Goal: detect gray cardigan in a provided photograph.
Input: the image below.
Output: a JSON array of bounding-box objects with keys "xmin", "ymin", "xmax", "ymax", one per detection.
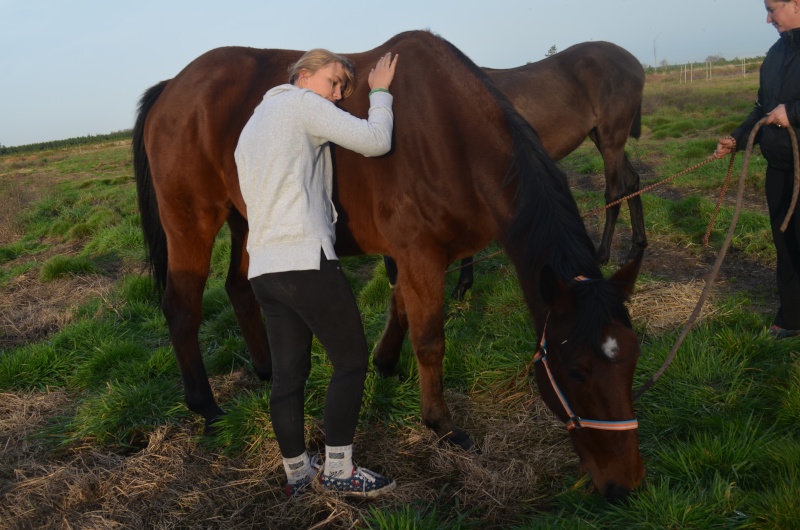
[{"xmin": 235, "ymin": 84, "xmax": 394, "ymax": 277}]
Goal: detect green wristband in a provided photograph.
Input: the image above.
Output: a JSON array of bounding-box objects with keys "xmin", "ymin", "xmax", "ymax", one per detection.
[{"xmin": 369, "ymin": 88, "xmax": 390, "ymax": 96}]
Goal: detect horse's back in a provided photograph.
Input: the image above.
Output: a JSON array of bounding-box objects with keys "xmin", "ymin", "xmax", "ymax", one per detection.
[
  {"xmin": 333, "ymin": 31, "xmax": 514, "ymax": 258},
  {"xmin": 143, "ymin": 47, "xmax": 303, "ymax": 215},
  {"xmin": 140, "ymin": 31, "xmax": 514, "ymax": 260},
  {"xmin": 485, "ymin": 41, "xmax": 644, "ymax": 159}
]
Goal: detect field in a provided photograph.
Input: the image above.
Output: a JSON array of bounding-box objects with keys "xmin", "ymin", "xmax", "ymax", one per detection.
[{"xmin": 1, "ymin": 71, "xmax": 799, "ymax": 529}]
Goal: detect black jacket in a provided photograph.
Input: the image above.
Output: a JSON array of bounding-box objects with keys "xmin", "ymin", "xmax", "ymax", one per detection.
[{"xmin": 733, "ymin": 28, "xmax": 800, "ymax": 170}]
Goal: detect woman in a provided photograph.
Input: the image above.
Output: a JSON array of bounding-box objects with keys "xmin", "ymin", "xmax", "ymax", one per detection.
[
  {"xmin": 234, "ymin": 48, "xmax": 399, "ymax": 497},
  {"xmin": 715, "ymin": 0, "xmax": 800, "ymax": 338}
]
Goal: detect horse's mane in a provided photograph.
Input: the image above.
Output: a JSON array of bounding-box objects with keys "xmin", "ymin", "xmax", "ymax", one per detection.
[{"xmin": 409, "ymin": 31, "xmax": 632, "ymax": 357}]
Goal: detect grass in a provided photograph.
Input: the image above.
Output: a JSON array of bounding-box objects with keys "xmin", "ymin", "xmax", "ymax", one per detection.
[{"xmin": 1, "ymin": 73, "xmax": 799, "ymax": 528}]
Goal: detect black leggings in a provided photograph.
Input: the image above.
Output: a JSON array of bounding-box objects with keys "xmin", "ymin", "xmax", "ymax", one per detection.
[
  {"xmin": 766, "ymin": 164, "xmax": 800, "ymax": 329},
  {"xmin": 250, "ymin": 253, "xmax": 369, "ymax": 458}
]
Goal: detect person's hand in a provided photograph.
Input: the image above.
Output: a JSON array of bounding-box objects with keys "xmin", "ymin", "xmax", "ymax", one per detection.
[
  {"xmin": 714, "ymin": 136, "xmax": 736, "ymax": 159},
  {"xmin": 368, "ymin": 53, "xmax": 399, "ymax": 91},
  {"xmin": 766, "ymin": 104, "xmax": 789, "ymax": 128}
]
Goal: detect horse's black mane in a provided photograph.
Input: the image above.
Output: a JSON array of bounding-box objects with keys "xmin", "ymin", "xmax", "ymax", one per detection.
[{"xmin": 418, "ymin": 31, "xmax": 632, "ymax": 356}]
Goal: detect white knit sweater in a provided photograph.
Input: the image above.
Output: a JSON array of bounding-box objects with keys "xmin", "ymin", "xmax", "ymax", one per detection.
[{"xmin": 235, "ymin": 84, "xmax": 393, "ymax": 278}]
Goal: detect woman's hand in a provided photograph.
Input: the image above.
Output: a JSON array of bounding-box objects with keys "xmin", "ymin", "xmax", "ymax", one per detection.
[
  {"xmin": 766, "ymin": 104, "xmax": 789, "ymax": 128},
  {"xmin": 368, "ymin": 53, "xmax": 399, "ymax": 91},
  {"xmin": 714, "ymin": 136, "xmax": 736, "ymax": 159}
]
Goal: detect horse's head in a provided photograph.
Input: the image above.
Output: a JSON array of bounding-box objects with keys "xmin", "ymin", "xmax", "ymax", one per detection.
[{"xmin": 535, "ymin": 251, "xmax": 645, "ymax": 501}]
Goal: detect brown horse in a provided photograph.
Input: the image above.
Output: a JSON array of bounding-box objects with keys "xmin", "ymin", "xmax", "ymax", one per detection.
[
  {"xmin": 386, "ymin": 41, "xmax": 646, "ymax": 299},
  {"xmin": 132, "ymin": 30, "xmax": 645, "ymax": 500}
]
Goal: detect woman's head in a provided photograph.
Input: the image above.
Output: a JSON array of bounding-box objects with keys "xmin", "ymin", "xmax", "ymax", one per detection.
[
  {"xmin": 289, "ymin": 48, "xmax": 356, "ymax": 102},
  {"xmin": 766, "ymin": 0, "xmax": 800, "ymax": 33}
]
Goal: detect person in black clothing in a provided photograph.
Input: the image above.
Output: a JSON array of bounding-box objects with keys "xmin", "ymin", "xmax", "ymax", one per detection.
[{"xmin": 715, "ymin": 0, "xmax": 800, "ymax": 338}]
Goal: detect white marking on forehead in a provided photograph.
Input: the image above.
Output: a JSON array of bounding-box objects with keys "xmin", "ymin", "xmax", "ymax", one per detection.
[{"xmin": 602, "ymin": 336, "xmax": 619, "ymax": 359}]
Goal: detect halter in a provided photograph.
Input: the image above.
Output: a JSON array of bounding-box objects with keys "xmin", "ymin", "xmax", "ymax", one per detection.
[{"xmin": 534, "ymin": 313, "xmax": 639, "ymax": 432}]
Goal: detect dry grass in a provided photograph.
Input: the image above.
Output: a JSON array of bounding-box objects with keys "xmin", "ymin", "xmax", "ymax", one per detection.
[
  {"xmin": 0, "ymin": 246, "xmax": 117, "ymax": 350},
  {"xmin": 628, "ymin": 279, "xmax": 728, "ymax": 335},
  {"xmin": 0, "ymin": 233, "xmax": 737, "ymax": 528},
  {"xmin": 0, "ymin": 385, "xmax": 573, "ymax": 529}
]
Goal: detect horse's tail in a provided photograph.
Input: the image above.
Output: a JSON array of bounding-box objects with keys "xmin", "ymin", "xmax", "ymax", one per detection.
[
  {"xmin": 629, "ymin": 103, "xmax": 642, "ymax": 140},
  {"xmin": 132, "ymin": 80, "xmax": 170, "ymax": 293}
]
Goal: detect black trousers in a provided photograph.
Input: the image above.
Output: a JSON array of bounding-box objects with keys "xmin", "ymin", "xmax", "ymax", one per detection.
[
  {"xmin": 250, "ymin": 252, "xmax": 368, "ymax": 458},
  {"xmin": 766, "ymin": 164, "xmax": 800, "ymax": 329}
]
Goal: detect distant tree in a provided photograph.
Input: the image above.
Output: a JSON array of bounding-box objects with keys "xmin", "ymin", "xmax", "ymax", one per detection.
[
  {"xmin": 659, "ymin": 59, "xmax": 670, "ymax": 68},
  {"xmin": 705, "ymin": 54, "xmax": 725, "ymax": 63},
  {"xmin": 545, "ymin": 45, "xmax": 557, "ymax": 57}
]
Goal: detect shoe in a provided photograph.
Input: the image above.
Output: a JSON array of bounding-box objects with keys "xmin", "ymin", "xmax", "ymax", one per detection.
[
  {"xmin": 319, "ymin": 466, "xmax": 396, "ymax": 498},
  {"xmin": 284, "ymin": 453, "xmax": 321, "ymax": 498},
  {"xmin": 768, "ymin": 324, "xmax": 800, "ymax": 339}
]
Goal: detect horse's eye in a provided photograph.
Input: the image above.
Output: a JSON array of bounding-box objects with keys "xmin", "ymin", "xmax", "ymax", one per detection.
[{"xmin": 566, "ymin": 368, "xmax": 586, "ymax": 383}]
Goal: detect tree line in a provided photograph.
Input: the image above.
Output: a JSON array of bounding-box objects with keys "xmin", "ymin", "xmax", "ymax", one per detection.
[{"xmin": 0, "ymin": 130, "xmax": 133, "ymax": 156}]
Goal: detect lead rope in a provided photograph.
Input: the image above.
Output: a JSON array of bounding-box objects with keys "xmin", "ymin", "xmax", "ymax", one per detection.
[
  {"xmin": 445, "ymin": 146, "xmax": 742, "ymax": 275},
  {"xmin": 633, "ymin": 116, "xmax": 799, "ymax": 400}
]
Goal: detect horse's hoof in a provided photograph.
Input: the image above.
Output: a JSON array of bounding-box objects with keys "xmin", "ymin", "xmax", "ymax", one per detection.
[
  {"xmin": 441, "ymin": 430, "xmax": 481, "ymax": 453},
  {"xmin": 450, "ymin": 285, "xmax": 469, "ymax": 301},
  {"xmin": 596, "ymin": 247, "xmax": 610, "ymax": 265},
  {"xmin": 625, "ymin": 244, "xmax": 648, "ymax": 264},
  {"xmin": 202, "ymin": 411, "xmax": 226, "ymax": 437},
  {"xmin": 255, "ymin": 370, "xmax": 273, "ymax": 382},
  {"xmin": 372, "ymin": 357, "xmax": 399, "ymax": 378}
]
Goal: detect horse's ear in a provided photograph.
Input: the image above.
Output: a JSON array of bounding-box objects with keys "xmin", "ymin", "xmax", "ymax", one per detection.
[
  {"xmin": 540, "ymin": 264, "xmax": 573, "ymax": 315},
  {"xmin": 611, "ymin": 247, "xmax": 644, "ymax": 299}
]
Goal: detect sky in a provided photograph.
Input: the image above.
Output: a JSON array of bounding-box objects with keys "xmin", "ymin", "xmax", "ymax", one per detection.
[{"xmin": 0, "ymin": 0, "xmax": 780, "ymax": 147}]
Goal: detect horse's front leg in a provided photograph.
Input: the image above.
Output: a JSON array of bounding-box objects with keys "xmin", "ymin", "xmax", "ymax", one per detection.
[
  {"xmin": 597, "ymin": 146, "xmax": 627, "ymax": 264},
  {"xmin": 401, "ymin": 259, "xmax": 474, "ymax": 451},
  {"xmin": 226, "ymin": 210, "xmax": 272, "ymax": 381}
]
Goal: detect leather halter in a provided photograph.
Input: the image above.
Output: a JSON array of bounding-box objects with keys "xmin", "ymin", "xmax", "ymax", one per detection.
[{"xmin": 534, "ymin": 315, "xmax": 639, "ymax": 432}]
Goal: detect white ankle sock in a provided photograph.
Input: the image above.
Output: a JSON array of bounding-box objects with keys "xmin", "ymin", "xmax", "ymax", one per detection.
[
  {"xmin": 324, "ymin": 444, "xmax": 354, "ymax": 479},
  {"xmin": 283, "ymin": 451, "xmax": 313, "ymax": 485}
]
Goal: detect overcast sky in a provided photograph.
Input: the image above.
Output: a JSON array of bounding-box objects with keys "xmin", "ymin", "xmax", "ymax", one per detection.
[{"xmin": 0, "ymin": 0, "xmax": 778, "ymax": 147}]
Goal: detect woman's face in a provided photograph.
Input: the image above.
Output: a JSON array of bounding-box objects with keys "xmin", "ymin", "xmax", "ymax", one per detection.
[
  {"xmin": 300, "ymin": 62, "xmax": 345, "ymax": 103},
  {"xmin": 766, "ymin": 0, "xmax": 800, "ymax": 33}
]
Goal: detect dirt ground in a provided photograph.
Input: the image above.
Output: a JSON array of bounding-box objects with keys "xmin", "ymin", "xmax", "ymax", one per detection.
[{"xmin": 570, "ymin": 165, "xmax": 778, "ymax": 317}]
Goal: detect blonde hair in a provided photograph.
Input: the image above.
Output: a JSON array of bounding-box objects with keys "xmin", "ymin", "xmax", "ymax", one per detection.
[{"xmin": 288, "ymin": 48, "xmax": 356, "ymax": 98}]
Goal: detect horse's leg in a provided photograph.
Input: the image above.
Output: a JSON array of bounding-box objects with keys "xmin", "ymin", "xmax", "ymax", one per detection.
[
  {"xmin": 372, "ymin": 281, "xmax": 408, "ymax": 377},
  {"xmin": 401, "ymin": 255, "xmax": 474, "ymax": 450},
  {"xmin": 593, "ymin": 133, "xmax": 624, "ymax": 264},
  {"xmin": 226, "ymin": 208, "xmax": 272, "ymax": 381},
  {"xmin": 383, "ymin": 255, "xmax": 398, "ymax": 285},
  {"xmin": 160, "ymin": 206, "xmax": 227, "ymax": 434},
  {"xmin": 622, "ymin": 153, "xmax": 648, "ymax": 262},
  {"xmin": 450, "ymin": 257, "xmax": 474, "ymax": 301}
]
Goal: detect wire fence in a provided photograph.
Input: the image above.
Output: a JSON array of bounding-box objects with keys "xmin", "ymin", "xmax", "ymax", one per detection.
[{"xmin": 646, "ymin": 58, "xmax": 764, "ymax": 84}]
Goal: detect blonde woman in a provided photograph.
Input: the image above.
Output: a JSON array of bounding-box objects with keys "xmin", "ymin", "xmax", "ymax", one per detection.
[{"xmin": 235, "ymin": 48, "xmax": 399, "ymax": 497}]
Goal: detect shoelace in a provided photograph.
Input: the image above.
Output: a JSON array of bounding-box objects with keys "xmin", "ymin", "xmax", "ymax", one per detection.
[{"xmin": 354, "ymin": 467, "xmax": 379, "ymax": 483}]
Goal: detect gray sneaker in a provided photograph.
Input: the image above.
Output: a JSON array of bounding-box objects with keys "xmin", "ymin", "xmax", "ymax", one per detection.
[{"xmin": 319, "ymin": 466, "xmax": 396, "ymax": 498}]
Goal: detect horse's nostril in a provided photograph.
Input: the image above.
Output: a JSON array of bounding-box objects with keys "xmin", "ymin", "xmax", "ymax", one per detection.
[{"xmin": 603, "ymin": 482, "xmax": 632, "ymax": 503}]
